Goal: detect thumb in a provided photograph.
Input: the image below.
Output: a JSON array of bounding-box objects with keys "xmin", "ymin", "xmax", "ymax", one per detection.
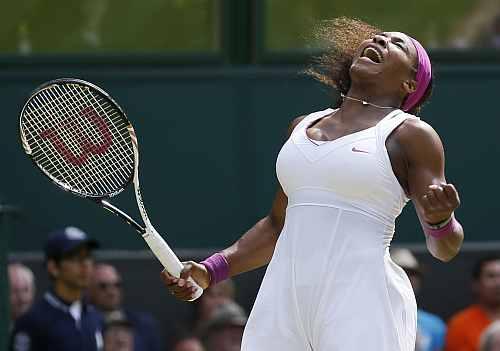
[{"xmin": 180, "ymin": 261, "xmax": 195, "ymax": 280}]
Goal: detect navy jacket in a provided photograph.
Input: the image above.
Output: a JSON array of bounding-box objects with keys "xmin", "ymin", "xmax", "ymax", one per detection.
[
  {"xmin": 10, "ymin": 292, "xmax": 103, "ymax": 351},
  {"xmin": 124, "ymin": 309, "xmax": 161, "ymax": 351}
]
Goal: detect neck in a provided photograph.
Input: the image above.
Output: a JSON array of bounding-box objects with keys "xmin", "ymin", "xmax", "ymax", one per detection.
[
  {"xmin": 53, "ymin": 281, "xmax": 82, "ymax": 303},
  {"xmin": 479, "ymin": 300, "xmax": 500, "ymax": 319},
  {"xmin": 336, "ymin": 89, "xmax": 398, "ymax": 126},
  {"xmin": 346, "ymin": 84, "xmax": 402, "ymax": 110}
]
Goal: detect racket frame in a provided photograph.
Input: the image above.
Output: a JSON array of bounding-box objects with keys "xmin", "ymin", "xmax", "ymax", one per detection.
[
  {"xmin": 19, "ymin": 78, "xmax": 203, "ymax": 300},
  {"xmin": 20, "ymin": 78, "xmax": 133, "ymax": 199}
]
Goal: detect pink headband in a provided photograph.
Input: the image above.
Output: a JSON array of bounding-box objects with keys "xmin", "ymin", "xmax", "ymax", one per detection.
[{"xmin": 402, "ymin": 36, "xmax": 432, "ymax": 112}]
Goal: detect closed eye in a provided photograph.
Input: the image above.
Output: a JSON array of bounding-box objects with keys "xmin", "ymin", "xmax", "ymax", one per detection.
[{"xmin": 392, "ymin": 40, "xmax": 408, "ymax": 53}]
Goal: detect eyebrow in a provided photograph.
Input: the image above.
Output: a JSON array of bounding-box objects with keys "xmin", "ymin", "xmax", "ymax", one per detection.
[
  {"xmin": 393, "ymin": 37, "xmax": 410, "ymax": 54},
  {"xmin": 379, "ymin": 32, "xmax": 410, "ymax": 54}
]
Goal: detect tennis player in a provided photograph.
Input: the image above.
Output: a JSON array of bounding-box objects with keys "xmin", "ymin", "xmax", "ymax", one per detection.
[{"xmin": 162, "ymin": 18, "xmax": 464, "ymax": 350}]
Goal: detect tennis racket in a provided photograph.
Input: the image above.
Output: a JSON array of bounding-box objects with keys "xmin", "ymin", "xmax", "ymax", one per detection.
[{"xmin": 19, "ymin": 78, "xmax": 203, "ymax": 301}]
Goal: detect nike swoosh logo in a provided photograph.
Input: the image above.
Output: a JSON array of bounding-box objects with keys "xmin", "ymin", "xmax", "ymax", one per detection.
[{"xmin": 352, "ymin": 147, "xmax": 370, "ymax": 154}]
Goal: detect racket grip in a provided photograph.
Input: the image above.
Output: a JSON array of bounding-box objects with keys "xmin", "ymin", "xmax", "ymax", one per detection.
[{"xmin": 142, "ymin": 228, "xmax": 203, "ymax": 301}]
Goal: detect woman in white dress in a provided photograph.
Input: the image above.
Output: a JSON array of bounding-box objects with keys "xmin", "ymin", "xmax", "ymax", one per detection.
[{"xmin": 162, "ymin": 18, "xmax": 464, "ymax": 351}]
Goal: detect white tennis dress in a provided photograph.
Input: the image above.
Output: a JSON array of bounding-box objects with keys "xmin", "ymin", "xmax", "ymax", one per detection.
[{"xmin": 241, "ymin": 108, "xmax": 418, "ymax": 351}]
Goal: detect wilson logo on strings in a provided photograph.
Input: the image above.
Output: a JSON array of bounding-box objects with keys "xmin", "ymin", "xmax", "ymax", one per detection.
[{"xmin": 40, "ymin": 107, "xmax": 113, "ymax": 166}]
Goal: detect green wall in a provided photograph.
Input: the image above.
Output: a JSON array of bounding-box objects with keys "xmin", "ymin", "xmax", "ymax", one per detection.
[{"xmin": 1, "ymin": 60, "xmax": 497, "ymax": 252}]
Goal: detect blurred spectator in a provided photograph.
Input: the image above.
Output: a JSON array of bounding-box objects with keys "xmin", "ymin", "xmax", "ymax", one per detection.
[
  {"xmin": 171, "ymin": 334, "xmax": 205, "ymax": 351},
  {"xmin": 88, "ymin": 263, "xmax": 161, "ymax": 351},
  {"xmin": 199, "ymin": 301, "xmax": 247, "ymax": 351},
  {"xmin": 8, "ymin": 263, "xmax": 35, "ymax": 329},
  {"xmin": 445, "ymin": 255, "xmax": 500, "ymax": 351},
  {"xmin": 103, "ymin": 311, "xmax": 135, "ymax": 351},
  {"xmin": 480, "ymin": 321, "xmax": 500, "ymax": 351},
  {"xmin": 391, "ymin": 248, "xmax": 446, "ymax": 351},
  {"xmin": 192, "ymin": 278, "xmax": 236, "ymax": 332},
  {"xmin": 9, "ymin": 226, "xmax": 103, "ymax": 351},
  {"xmin": 488, "ymin": 15, "xmax": 500, "ymax": 48}
]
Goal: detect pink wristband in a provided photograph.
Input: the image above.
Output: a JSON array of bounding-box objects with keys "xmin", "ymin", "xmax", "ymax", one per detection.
[
  {"xmin": 424, "ymin": 215, "xmax": 461, "ymax": 239},
  {"xmin": 201, "ymin": 253, "xmax": 229, "ymax": 286}
]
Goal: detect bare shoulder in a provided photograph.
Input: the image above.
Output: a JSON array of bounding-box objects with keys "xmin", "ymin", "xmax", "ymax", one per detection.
[
  {"xmin": 396, "ymin": 117, "xmax": 438, "ymax": 139},
  {"xmin": 287, "ymin": 115, "xmax": 307, "ymax": 137},
  {"xmin": 393, "ymin": 117, "xmax": 444, "ymax": 154}
]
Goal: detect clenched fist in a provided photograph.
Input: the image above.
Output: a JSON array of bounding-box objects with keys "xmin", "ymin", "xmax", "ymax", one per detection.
[
  {"xmin": 420, "ymin": 183, "xmax": 460, "ymax": 225},
  {"xmin": 161, "ymin": 261, "xmax": 211, "ymax": 301}
]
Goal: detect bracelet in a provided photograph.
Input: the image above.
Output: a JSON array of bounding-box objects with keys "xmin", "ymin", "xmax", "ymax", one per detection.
[
  {"xmin": 201, "ymin": 253, "xmax": 229, "ymax": 286},
  {"xmin": 424, "ymin": 214, "xmax": 461, "ymax": 239},
  {"xmin": 426, "ymin": 215, "xmax": 454, "ymax": 230}
]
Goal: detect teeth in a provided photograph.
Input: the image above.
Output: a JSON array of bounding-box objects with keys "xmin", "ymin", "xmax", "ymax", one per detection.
[{"xmin": 363, "ymin": 47, "xmax": 382, "ymax": 63}]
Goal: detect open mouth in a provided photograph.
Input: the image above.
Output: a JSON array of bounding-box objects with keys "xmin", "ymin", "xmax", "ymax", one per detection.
[{"xmin": 361, "ymin": 46, "xmax": 383, "ymax": 63}]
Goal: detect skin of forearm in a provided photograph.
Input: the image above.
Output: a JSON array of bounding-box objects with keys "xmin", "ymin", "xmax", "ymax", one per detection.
[
  {"xmin": 221, "ymin": 216, "xmax": 281, "ymax": 277},
  {"xmin": 425, "ymin": 221, "xmax": 464, "ymax": 262}
]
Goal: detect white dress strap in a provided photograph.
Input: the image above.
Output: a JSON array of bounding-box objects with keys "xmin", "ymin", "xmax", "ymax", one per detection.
[
  {"xmin": 375, "ymin": 111, "xmax": 420, "ymax": 203},
  {"xmin": 295, "ymin": 108, "xmax": 335, "ymax": 131},
  {"xmin": 377, "ymin": 111, "xmax": 420, "ymax": 142}
]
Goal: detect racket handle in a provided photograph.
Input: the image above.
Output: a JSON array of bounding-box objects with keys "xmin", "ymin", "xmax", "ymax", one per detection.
[{"xmin": 142, "ymin": 228, "xmax": 203, "ymax": 301}]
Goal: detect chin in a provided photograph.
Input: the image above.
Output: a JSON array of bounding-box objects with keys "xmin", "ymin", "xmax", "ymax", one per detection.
[{"xmin": 349, "ymin": 60, "xmax": 381, "ymax": 82}]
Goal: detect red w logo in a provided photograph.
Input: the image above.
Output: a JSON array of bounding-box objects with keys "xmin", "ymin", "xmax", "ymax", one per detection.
[{"xmin": 40, "ymin": 107, "xmax": 113, "ymax": 166}]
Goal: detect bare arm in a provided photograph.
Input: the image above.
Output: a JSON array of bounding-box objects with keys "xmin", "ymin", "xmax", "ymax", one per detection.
[
  {"xmin": 161, "ymin": 116, "xmax": 305, "ymax": 299},
  {"xmin": 395, "ymin": 118, "xmax": 464, "ymax": 261},
  {"xmin": 222, "ymin": 115, "xmax": 305, "ymax": 275},
  {"xmin": 222, "ymin": 184, "xmax": 287, "ymax": 276}
]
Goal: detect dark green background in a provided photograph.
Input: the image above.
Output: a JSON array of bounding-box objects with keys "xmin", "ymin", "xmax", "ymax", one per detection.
[
  {"xmin": 1, "ymin": 2, "xmax": 498, "ymax": 351},
  {"xmin": 1, "ymin": 59, "xmax": 496, "ymax": 252}
]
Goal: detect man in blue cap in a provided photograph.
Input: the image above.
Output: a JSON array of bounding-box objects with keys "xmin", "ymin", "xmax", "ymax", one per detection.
[{"xmin": 10, "ymin": 226, "xmax": 104, "ymax": 351}]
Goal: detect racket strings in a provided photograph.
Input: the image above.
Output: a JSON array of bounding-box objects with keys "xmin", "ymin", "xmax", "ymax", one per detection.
[
  {"xmin": 27, "ymin": 88, "xmax": 110, "ymax": 194},
  {"xmin": 38, "ymin": 89, "xmax": 100, "ymax": 190},
  {"xmin": 24, "ymin": 93, "xmax": 86, "ymax": 190},
  {"xmin": 24, "ymin": 95, "xmax": 105, "ymax": 195},
  {"xmin": 61, "ymin": 84, "xmax": 134, "ymax": 193},
  {"xmin": 77, "ymin": 86, "xmax": 135, "ymax": 184},
  {"xmin": 40, "ymin": 85, "xmax": 132, "ymax": 195},
  {"xmin": 44, "ymin": 87, "xmax": 116, "ymax": 194},
  {"xmin": 21, "ymin": 82, "xmax": 135, "ymax": 197},
  {"xmin": 61, "ymin": 85, "xmax": 133, "ymax": 192}
]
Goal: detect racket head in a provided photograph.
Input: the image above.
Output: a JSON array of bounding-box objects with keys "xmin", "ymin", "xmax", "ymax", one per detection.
[{"xmin": 19, "ymin": 78, "xmax": 137, "ymax": 199}]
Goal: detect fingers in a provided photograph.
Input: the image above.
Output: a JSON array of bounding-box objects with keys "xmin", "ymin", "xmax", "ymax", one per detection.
[
  {"xmin": 169, "ymin": 278, "xmax": 198, "ymax": 300},
  {"xmin": 442, "ymin": 183, "xmax": 460, "ymax": 207},
  {"xmin": 424, "ymin": 184, "xmax": 460, "ymax": 209},
  {"xmin": 160, "ymin": 269, "xmax": 176, "ymax": 285},
  {"xmin": 180, "ymin": 263, "xmax": 193, "ymax": 280},
  {"xmin": 428, "ymin": 184, "xmax": 453, "ymax": 208},
  {"xmin": 420, "ymin": 183, "xmax": 460, "ymax": 224},
  {"xmin": 160, "ymin": 262, "xmax": 198, "ymax": 301}
]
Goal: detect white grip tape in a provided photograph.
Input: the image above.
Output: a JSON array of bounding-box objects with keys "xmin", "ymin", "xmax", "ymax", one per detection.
[{"xmin": 142, "ymin": 228, "xmax": 203, "ymax": 301}]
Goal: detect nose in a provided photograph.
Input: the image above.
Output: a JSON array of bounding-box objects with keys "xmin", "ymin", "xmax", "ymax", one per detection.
[{"xmin": 373, "ymin": 34, "xmax": 388, "ymax": 48}]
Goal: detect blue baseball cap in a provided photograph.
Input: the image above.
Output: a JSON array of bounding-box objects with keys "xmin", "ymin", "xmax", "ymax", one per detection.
[{"xmin": 44, "ymin": 226, "xmax": 99, "ymax": 259}]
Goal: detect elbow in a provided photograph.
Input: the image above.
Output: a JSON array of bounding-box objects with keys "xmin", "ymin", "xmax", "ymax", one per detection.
[
  {"xmin": 266, "ymin": 214, "xmax": 285, "ymax": 238},
  {"xmin": 433, "ymin": 249, "xmax": 459, "ymax": 262},
  {"xmin": 428, "ymin": 235, "xmax": 463, "ymax": 262},
  {"xmin": 428, "ymin": 243, "xmax": 460, "ymax": 262}
]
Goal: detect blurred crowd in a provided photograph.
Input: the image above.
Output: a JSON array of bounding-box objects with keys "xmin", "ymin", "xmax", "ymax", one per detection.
[
  {"xmin": 7, "ymin": 226, "xmax": 500, "ymax": 351},
  {"xmin": 7, "ymin": 227, "xmax": 246, "ymax": 351}
]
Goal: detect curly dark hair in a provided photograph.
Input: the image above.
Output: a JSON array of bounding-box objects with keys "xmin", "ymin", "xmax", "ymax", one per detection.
[{"xmin": 306, "ymin": 17, "xmax": 433, "ymax": 115}]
